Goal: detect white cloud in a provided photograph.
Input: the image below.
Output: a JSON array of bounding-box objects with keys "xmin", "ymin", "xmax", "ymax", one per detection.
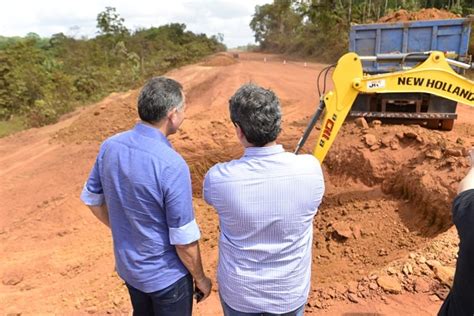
[{"xmin": 0, "ymin": 0, "xmax": 271, "ymax": 47}]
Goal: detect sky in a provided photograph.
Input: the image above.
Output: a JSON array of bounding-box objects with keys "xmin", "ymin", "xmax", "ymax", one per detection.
[{"xmin": 0, "ymin": 0, "xmax": 272, "ymax": 48}]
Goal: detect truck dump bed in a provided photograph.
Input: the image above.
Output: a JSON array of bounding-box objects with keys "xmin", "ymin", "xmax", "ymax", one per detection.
[
  {"xmin": 348, "ymin": 17, "xmax": 472, "ymax": 130},
  {"xmin": 349, "ymin": 18, "xmax": 472, "ymax": 73}
]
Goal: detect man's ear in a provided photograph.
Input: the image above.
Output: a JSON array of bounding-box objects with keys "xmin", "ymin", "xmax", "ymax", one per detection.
[
  {"xmin": 235, "ymin": 124, "xmax": 245, "ymax": 142},
  {"xmin": 167, "ymin": 107, "xmax": 178, "ymax": 123}
]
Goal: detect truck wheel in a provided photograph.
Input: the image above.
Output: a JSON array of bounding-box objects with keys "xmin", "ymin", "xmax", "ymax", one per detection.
[{"xmin": 440, "ymin": 119, "xmax": 454, "ymax": 131}]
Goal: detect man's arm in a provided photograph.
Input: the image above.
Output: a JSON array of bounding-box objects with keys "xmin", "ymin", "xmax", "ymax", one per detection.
[
  {"xmin": 458, "ymin": 149, "xmax": 474, "ymax": 194},
  {"xmin": 87, "ymin": 205, "xmax": 110, "ymax": 228},
  {"xmin": 175, "ymin": 241, "xmax": 212, "ymax": 302},
  {"xmin": 164, "ymin": 161, "xmax": 212, "ymax": 301}
]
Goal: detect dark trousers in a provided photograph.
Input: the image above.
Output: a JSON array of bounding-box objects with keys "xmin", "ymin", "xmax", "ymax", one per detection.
[{"xmin": 126, "ymin": 274, "xmax": 193, "ymax": 316}]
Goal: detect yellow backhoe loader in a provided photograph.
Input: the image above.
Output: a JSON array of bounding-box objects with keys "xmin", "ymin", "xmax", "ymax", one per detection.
[{"xmin": 295, "ymin": 51, "xmax": 474, "ymax": 162}]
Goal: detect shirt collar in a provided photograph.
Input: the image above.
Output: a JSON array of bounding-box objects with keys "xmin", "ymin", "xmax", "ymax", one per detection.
[
  {"xmin": 244, "ymin": 144, "xmax": 284, "ymax": 157},
  {"xmin": 133, "ymin": 122, "xmax": 172, "ymax": 147}
]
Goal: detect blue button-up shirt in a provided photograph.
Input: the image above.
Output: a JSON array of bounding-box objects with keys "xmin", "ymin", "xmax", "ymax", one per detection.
[
  {"xmin": 204, "ymin": 145, "xmax": 324, "ymax": 314},
  {"xmin": 81, "ymin": 122, "xmax": 200, "ymax": 293}
]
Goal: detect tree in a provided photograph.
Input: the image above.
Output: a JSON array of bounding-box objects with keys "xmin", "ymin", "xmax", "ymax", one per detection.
[
  {"xmin": 96, "ymin": 7, "xmax": 129, "ymax": 37},
  {"xmin": 250, "ymin": 1, "xmax": 302, "ymax": 51}
]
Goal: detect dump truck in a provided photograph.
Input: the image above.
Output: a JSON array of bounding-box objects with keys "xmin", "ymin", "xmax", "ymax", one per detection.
[{"xmin": 348, "ymin": 17, "xmax": 472, "ymax": 130}]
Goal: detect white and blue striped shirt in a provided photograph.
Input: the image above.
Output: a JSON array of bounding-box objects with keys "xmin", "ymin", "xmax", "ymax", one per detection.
[{"xmin": 203, "ymin": 144, "xmax": 325, "ymax": 314}]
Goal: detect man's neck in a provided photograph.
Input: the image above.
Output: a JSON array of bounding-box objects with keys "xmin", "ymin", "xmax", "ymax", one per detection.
[
  {"xmin": 244, "ymin": 141, "xmax": 277, "ymax": 148},
  {"xmin": 263, "ymin": 141, "xmax": 277, "ymax": 147},
  {"xmin": 142, "ymin": 120, "xmax": 168, "ymax": 137}
]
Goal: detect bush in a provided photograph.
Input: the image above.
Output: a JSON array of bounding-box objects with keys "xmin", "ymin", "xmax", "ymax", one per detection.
[{"xmin": 27, "ymin": 100, "xmax": 58, "ymax": 127}]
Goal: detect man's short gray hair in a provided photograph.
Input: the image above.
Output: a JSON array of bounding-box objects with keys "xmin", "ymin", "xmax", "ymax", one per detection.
[
  {"xmin": 138, "ymin": 77, "xmax": 183, "ymax": 123},
  {"xmin": 229, "ymin": 83, "xmax": 281, "ymax": 147}
]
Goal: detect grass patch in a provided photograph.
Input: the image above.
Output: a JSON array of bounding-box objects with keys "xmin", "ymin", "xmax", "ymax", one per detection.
[{"xmin": 0, "ymin": 116, "xmax": 26, "ymax": 138}]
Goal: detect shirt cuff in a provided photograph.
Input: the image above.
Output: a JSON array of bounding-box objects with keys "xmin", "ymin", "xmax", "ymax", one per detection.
[
  {"xmin": 169, "ymin": 219, "xmax": 201, "ymax": 245},
  {"xmin": 80, "ymin": 183, "xmax": 105, "ymax": 206}
]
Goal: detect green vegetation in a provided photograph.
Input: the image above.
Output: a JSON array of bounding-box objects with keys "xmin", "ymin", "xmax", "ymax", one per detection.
[
  {"xmin": 0, "ymin": 116, "xmax": 25, "ymax": 138},
  {"xmin": 0, "ymin": 7, "xmax": 225, "ymax": 134},
  {"xmin": 250, "ymin": 0, "xmax": 474, "ymax": 62}
]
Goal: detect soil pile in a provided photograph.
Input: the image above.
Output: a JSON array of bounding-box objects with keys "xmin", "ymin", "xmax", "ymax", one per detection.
[
  {"xmin": 55, "ymin": 91, "xmax": 139, "ymax": 144},
  {"xmin": 378, "ymin": 8, "xmax": 461, "ymax": 23},
  {"xmin": 201, "ymin": 52, "xmax": 238, "ymax": 67}
]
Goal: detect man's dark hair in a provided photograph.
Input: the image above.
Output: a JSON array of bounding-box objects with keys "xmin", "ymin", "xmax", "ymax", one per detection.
[
  {"xmin": 229, "ymin": 83, "xmax": 281, "ymax": 147},
  {"xmin": 138, "ymin": 77, "xmax": 183, "ymax": 123}
]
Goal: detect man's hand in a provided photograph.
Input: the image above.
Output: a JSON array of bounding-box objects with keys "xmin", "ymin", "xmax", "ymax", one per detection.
[
  {"xmin": 175, "ymin": 241, "xmax": 211, "ymax": 302},
  {"xmin": 194, "ymin": 276, "xmax": 212, "ymax": 303}
]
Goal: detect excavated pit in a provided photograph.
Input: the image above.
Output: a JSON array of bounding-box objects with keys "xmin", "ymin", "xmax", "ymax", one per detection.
[{"xmin": 312, "ymin": 187, "xmax": 431, "ymax": 285}]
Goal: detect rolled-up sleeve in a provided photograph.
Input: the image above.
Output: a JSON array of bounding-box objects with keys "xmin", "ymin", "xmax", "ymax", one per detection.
[
  {"xmin": 80, "ymin": 182, "xmax": 105, "ymax": 205},
  {"xmin": 80, "ymin": 145, "xmax": 105, "ymax": 206},
  {"xmin": 163, "ymin": 160, "xmax": 200, "ymax": 245},
  {"xmin": 169, "ymin": 218, "xmax": 200, "ymax": 245}
]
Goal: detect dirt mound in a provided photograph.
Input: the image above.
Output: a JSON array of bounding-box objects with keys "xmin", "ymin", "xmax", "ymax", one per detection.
[
  {"xmin": 55, "ymin": 70, "xmax": 232, "ymax": 145},
  {"xmin": 201, "ymin": 52, "xmax": 238, "ymax": 67},
  {"xmin": 378, "ymin": 8, "xmax": 460, "ymax": 23},
  {"xmin": 185, "ymin": 73, "xmax": 223, "ymax": 105},
  {"xmin": 55, "ymin": 91, "xmax": 139, "ymax": 144},
  {"xmin": 323, "ymin": 119, "xmax": 471, "ymax": 235}
]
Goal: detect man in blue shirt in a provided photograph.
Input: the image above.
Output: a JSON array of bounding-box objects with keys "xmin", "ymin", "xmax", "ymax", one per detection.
[
  {"xmin": 81, "ymin": 77, "xmax": 212, "ymax": 315},
  {"xmin": 203, "ymin": 84, "xmax": 325, "ymax": 315}
]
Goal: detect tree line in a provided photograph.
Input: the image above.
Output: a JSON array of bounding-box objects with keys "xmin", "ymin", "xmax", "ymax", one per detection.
[
  {"xmin": 250, "ymin": 0, "xmax": 474, "ymax": 61},
  {"xmin": 0, "ymin": 7, "xmax": 225, "ymax": 128}
]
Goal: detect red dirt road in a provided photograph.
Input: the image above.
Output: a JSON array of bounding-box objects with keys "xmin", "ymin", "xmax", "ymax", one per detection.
[{"xmin": 1, "ymin": 52, "xmax": 473, "ymax": 315}]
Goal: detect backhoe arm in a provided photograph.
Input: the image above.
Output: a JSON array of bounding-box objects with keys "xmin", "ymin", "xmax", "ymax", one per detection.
[{"xmin": 304, "ymin": 51, "xmax": 474, "ymax": 163}]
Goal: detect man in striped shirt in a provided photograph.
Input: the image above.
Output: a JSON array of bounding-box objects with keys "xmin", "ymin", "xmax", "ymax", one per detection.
[{"xmin": 203, "ymin": 83, "xmax": 325, "ymax": 315}]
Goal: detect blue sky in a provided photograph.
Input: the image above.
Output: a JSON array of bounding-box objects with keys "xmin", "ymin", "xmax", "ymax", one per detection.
[{"xmin": 0, "ymin": 0, "xmax": 271, "ymax": 48}]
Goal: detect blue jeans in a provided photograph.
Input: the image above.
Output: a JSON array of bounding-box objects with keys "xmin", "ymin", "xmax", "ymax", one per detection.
[
  {"xmin": 126, "ymin": 274, "xmax": 193, "ymax": 316},
  {"xmin": 220, "ymin": 295, "xmax": 305, "ymax": 316}
]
